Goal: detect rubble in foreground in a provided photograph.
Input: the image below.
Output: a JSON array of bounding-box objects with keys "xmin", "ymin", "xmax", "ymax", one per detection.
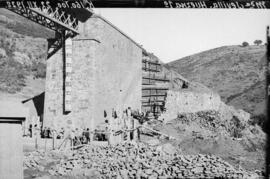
[{"xmin": 24, "ymin": 142, "xmax": 261, "ymax": 179}]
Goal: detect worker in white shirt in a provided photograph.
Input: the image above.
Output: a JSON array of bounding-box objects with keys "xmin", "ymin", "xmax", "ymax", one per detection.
[
  {"xmin": 122, "ymin": 110, "xmax": 128, "ymax": 141},
  {"xmin": 107, "ymin": 108, "xmax": 115, "ymax": 145},
  {"xmin": 126, "ymin": 107, "xmax": 132, "ymax": 141}
]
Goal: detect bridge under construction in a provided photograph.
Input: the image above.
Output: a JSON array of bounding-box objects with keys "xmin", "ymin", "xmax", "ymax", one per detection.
[{"xmin": 4, "ymin": 1, "xmax": 176, "ymax": 134}]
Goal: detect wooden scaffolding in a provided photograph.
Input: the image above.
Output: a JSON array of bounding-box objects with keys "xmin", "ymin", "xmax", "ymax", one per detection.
[{"xmin": 141, "ymin": 54, "xmax": 170, "ymax": 118}]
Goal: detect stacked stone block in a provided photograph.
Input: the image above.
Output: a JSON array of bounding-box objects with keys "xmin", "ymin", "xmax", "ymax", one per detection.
[{"xmin": 44, "ymin": 14, "xmax": 142, "ymax": 132}]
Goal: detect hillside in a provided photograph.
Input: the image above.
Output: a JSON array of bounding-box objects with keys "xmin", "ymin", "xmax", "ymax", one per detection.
[
  {"xmin": 165, "ymin": 45, "xmax": 266, "ymax": 117},
  {"xmin": 0, "ymin": 8, "xmax": 54, "ymax": 38},
  {"xmin": 0, "ymin": 9, "xmax": 53, "ymax": 99}
]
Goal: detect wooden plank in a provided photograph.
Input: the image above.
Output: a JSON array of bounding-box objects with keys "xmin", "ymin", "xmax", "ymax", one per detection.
[
  {"xmin": 142, "ymin": 97, "xmax": 166, "ymax": 102},
  {"xmin": 142, "ymin": 59, "xmax": 161, "ymax": 66},
  {"xmin": 142, "ymin": 67, "xmax": 160, "ymax": 73},
  {"xmin": 141, "ymin": 126, "xmax": 175, "ymax": 140},
  {"xmin": 142, "ymin": 72, "xmax": 169, "ymax": 79},
  {"xmin": 142, "ymin": 86, "xmax": 169, "ymax": 90},
  {"xmin": 141, "ymin": 99, "xmax": 165, "ymax": 103},
  {"xmin": 142, "ymin": 94, "xmax": 167, "ymax": 97},
  {"xmin": 141, "ymin": 102, "xmax": 164, "ymax": 105},
  {"xmin": 142, "ymin": 104, "xmax": 164, "ymax": 107},
  {"xmin": 142, "ymin": 77, "xmax": 170, "ymax": 82}
]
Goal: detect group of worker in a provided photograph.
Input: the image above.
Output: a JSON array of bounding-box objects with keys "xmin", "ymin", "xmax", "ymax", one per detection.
[
  {"xmin": 26, "ymin": 107, "xmax": 150, "ymax": 149},
  {"xmin": 104, "ymin": 107, "xmax": 133, "ymax": 145},
  {"xmin": 103, "ymin": 107, "xmax": 150, "ymax": 145}
]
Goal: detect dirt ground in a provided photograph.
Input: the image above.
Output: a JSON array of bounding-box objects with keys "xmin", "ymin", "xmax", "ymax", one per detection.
[{"xmin": 147, "ymin": 119, "xmax": 265, "ymax": 173}]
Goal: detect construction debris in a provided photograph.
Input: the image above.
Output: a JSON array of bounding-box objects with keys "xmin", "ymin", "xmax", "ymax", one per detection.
[
  {"xmin": 175, "ymin": 110, "xmax": 254, "ymax": 139},
  {"xmin": 24, "ymin": 151, "xmax": 45, "ymax": 170},
  {"xmin": 24, "ymin": 142, "xmax": 261, "ymax": 178}
]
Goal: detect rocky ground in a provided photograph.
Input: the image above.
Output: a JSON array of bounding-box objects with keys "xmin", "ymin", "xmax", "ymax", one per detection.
[
  {"xmin": 151, "ymin": 110, "xmax": 266, "ymax": 172},
  {"xmin": 24, "ymin": 142, "xmax": 263, "ymax": 179},
  {"xmin": 23, "ymin": 110, "xmax": 266, "ymax": 179}
]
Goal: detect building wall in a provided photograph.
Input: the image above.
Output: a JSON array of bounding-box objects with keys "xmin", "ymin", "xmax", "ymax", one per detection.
[
  {"xmin": 44, "ymin": 49, "xmax": 64, "ymax": 130},
  {"xmin": 44, "ymin": 16, "xmax": 142, "ymax": 131},
  {"xmin": 22, "ymin": 101, "xmax": 39, "ymax": 134},
  {"xmin": 0, "ymin": 122, "xmax": 24, "ymax": 179},
  {"xmin": 160, "ymin": 90, "xmax": 221, "ymax": 122},
  {"xmin": 82, "ymin": 16, "xmax": 142, "ymax": 128}
]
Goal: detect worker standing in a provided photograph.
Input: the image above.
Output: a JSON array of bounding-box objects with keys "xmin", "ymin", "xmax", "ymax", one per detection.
[
  {"xmin": 106, "ymin": 113, "xmax": 111, "ymax": 145},
  {"xmin": 118, "ymin": 109, "xmax": 123, "ymax": 143},
  {"xmin": 85, "ymin": 128, "xmax": 90, "ymax": 144},
  {"xmin": 137, "ymin": 112, "xmax": 145, "ymax": 141},
  {"xmin": 114, "ymin": 109, "xmax": 121, "ymax": 143},
  {"xmin": 111, "ymin": 109, "xmax": 119, "ymax": 145},
  {"xmin": 127, "ymin": 107, "xmax": 132, "ymax": 141},
  {"xmin": 29, "ymin": 124, "xmax": 32, "ymax": 138},
  {"xmin": 70, "ymin": 129, "xmax": 75, "ymax": 150},
  {"xmin": 110, "ymin": 110, "xmax": 115, "ymax": 145},
  {"xmin": 104, "ymin": 110, "xmax": 110, "ymax": 144},
  {"xmin": 33, "ymin": 124, "xmax": 40, "ymax": 150},
  {"xmin": 122, "ymin": 110, "xmax": 128, "ymax": 141}
]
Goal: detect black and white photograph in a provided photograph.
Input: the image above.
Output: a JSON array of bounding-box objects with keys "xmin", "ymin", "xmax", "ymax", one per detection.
[{"xmin": 0, "ymin": 1, "xmax": 269, "ymax": 178}]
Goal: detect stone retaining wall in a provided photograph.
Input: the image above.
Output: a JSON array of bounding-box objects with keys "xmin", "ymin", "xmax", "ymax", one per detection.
[{"xmin": 160, "ymin": 90, "xmax": 221, "ymax": 122}]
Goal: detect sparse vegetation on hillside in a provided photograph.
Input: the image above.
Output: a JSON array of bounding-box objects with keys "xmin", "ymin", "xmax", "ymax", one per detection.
[
  {"xmin": 0, "ymin": 8, "xmax": 54, "ymax": 38},
  {"xmin": 0, "ymin": 58, "xmax": 27, "ymax": 93},
  {"xmin": 31, "ymin": 61, "xmax": 46, "ymax": 79},
  {"xmin": 165, "ymin": 45, "xmax": 266, "ymax": 118},
  {"xmin": 249, "ymin": 113, "xmax": 267, "ymax": 132},
  {"xmin": 0, "ymin": 24, "xmax": 47, "ymax": 94}
]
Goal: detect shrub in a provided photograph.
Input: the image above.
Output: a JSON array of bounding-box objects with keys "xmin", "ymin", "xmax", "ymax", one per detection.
[
  {"xmin": 32, "ymin": 61, "xmax": 46, "ymax": 79},
  {"xmin": 249, "ymin": 114, "xmax": 267, "ymax": 132},
  {"xmin": 242, "ymin": 41, "xmax": 249, "ymax": 47},
  {"xmin": 254, "ymin": 40, "xmax": 262, "ymax": 46},
  {"xmin": 0, "ymin": 59, "xmax": 26, "ymax": 93}
]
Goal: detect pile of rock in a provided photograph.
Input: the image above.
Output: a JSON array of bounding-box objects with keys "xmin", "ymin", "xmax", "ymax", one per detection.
[
  {"xmin": 23, "ymin": 151, "xmax": 45, "ymax": 170},
  {"xmin": 177, "ymin": 110, "xmax": 223, "ymax": 131},
  {"xmin": 48, "ymin": 142, "xmax": 258, "ymax": 178},
  {"xmin": 175, "ymin": 110, "xmax": 253, "ymax": 139}
]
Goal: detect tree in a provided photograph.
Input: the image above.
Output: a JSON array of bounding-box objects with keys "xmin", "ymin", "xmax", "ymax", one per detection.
[
  {"xmin": 32, "ymin": 61, "xmax": 46, "ymax": 79},
  {"xmin": 254, "ymin": 40, "xmax": 262, "ymax": 46},
  {"xmin": 242, "ymin": 41, "xmax": 249, "ymax": 47}
]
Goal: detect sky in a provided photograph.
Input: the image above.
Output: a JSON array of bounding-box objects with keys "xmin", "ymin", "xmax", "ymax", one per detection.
[{"xmin": 95, "ymin": 9, "xmax": 270, "ymax": 63}]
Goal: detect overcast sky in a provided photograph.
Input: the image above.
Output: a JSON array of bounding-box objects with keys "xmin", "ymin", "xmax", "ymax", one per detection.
[{"xmin": 95, "ymin": 9, "xmax": 270, "ymax": 63}]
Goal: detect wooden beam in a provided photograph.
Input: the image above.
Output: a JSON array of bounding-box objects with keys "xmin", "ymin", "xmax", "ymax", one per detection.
[
  {"xmin": 142, "ymin": 76, "xmax": 170, "ymax": 82},
  {"xmin": 142, "ymin": 85, "xmax": 169, "ymax": 90},
  {"xmin": 142, "ymin": 67, "xmax": 160, "ymax": 73},
  {"xmin": 142, "ymin": 59, "xmax": 161, "ymax": 66},
  {"xmin": 142, "ymin": 94, "xmax": 167, "ymax": 97},
  {"xmin": 140, "ymin": 126, "xmax": 175, "ymax": 140}
]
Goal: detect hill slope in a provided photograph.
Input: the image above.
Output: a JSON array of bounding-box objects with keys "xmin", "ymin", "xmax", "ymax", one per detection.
[
  {"xmin": 0, "ymin": 9, "xmax": 52, "ymax": 99},
  {"xmin": 165, "ymin": 45, "xmax": 266, "ymax": 116},
  {"xmin": 0, "ymin": 8, "xmax": 54, "ymax": 38}
]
